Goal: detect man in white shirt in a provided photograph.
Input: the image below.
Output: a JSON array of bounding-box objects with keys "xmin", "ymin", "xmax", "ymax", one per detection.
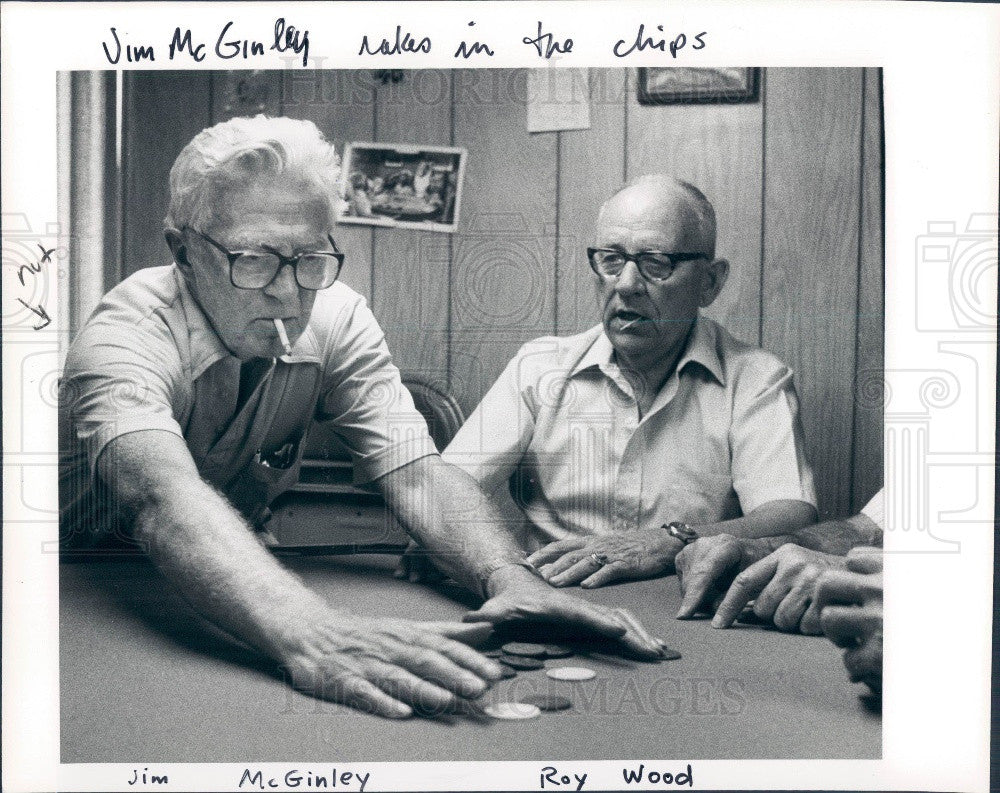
[{"xmin": 443, "ymin": 175, "xmax": 818, "ymax": 589}]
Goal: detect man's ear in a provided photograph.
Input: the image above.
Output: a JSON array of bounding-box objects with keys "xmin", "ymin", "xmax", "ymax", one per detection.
[
  {"xmin": 164, "ymin": 227, "xmax": 191, "ymax": 273},
  {"xmin": 699, "ymin": 258, "xmax": 729, "ymax": 308}
]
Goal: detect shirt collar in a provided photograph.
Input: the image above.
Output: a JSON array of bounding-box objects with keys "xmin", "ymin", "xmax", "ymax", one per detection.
[
  {"xmin": 172, "ymin": 266, "xmax": 322, "ymax": 381},
  {"xmin": 570, "ymin": 316, "xmax": 726, "ymax": 387}
]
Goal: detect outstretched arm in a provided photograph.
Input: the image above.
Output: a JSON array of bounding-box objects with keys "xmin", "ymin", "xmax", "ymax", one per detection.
[
  {"xmin": 99, "ymin": 430, "xmax": 502, "ymax": 717},
  {"xmin": 377, "ymin": 454, "xmax": 672, "ymax": 660}
]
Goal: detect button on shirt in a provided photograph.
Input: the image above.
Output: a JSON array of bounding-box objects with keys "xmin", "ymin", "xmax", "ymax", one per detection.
[
  {"xmin": 59, "ymin": 265, "xmax": 437, "ymax": 545},
  {"xmin": 443, "ymin": 318, "xmax": 817, "ymax": 547}
]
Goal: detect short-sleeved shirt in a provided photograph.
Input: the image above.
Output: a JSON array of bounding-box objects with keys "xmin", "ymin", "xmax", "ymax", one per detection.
[
  {"xmin": 860, "ymin": 488, "xmax": 885, "ymax": 531},
  {"xmin": 59, "ymin": 264, "xmax": 437, "ymax": 546},
  {"xmin": 443, "ymin": 317, "xmax": 817, "ymax": 547}
]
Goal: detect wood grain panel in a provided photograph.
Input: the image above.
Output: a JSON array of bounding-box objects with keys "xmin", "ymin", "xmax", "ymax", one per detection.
[
  {"xmin": 851, "ymin": 68, "xmax": 885, "ymax": 513},
  {"xmin": 210, "ymin": 70, "xmax": 281, "ymax": 122},
  {"xmin": 762, "ymin": 68, "xmax": 863, "ymax": 519},
  {"xmin": 556, "ymin": 68, "xmax": 627, "ymax": 336},
  {"xmin": 371, "ymin": 70, "xmax": 452, "ymax": 386},
  {"xmin": 625, "ymin": 68, "xmax": 764, "ymax": 345},
  {"xmin": 450, "ymin": 69, "xmax": 558, "ymax": 414},
  {"xmin": 281, "ymin": 70, "xmax": 376, "ymax": 302},
  {"xmin": 122, "ymin": 72, "xmax": 212, "ymax": 277}
]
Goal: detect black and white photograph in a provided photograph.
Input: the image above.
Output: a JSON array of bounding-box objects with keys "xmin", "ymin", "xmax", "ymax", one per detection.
[
  {"xmin": 339, "ymin": 142, "xmax": 466, "ymax": 232},
  {"xmin": 53, "ymin": 66, "xmax": 883, "ymax": 762},
  {"xmin": 2, "ymin": 3, "xmax": 997, "ymax": 792}
]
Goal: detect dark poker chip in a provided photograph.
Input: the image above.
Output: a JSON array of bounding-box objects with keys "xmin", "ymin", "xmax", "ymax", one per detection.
[
  {"xmin": 501, "ymin": 642, "xmax": 549, "ymax": 658},
  {"xmin": 518, "ymin": 693, "xmax": 573, "ymax": 712},
  {"xmin": 498, "ymin": 654, "xmax": 545, "ymax": 670},
  {"xmin": 542, "ymin": 644, "xmax": 574, "ymax": 659}
]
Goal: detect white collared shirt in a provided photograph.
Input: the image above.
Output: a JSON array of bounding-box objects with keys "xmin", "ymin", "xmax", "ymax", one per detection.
[{"xmin": 444, "ymin": 318, "xmax": 817, "ymax": 546}]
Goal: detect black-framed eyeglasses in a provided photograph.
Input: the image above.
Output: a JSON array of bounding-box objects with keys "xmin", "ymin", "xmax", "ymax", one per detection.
[
  {"xmin": 185, "ymin": 227, "xmax": 345, "ymax": 290},
  {"xmin": 587, "ymin": 248, "xmax": 706, "ymax": 282}
]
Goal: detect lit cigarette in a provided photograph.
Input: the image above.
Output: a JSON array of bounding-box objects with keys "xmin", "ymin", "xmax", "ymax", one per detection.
[{"xmin": 273, "ymin": 318, "xmax": 292, "ymax": 356}]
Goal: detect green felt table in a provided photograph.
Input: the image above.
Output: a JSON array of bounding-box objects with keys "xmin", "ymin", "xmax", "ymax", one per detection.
[{"xmin": 60, "ymin": 553, "xmax": 879, "ymax": 762}]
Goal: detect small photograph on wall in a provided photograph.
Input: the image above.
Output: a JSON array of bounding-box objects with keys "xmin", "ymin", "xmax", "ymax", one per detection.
[
  {"xmin": 338, "ymin": 142, "xmax": 466, "ymax": 233},
  {"xmin": 637, "ymin": 67, "xmax": 760, "ymax": 105}
]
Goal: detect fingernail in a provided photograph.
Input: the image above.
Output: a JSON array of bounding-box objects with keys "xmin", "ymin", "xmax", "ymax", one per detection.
[{"xmin": 711, "ymin": 616, "xmax": 723, "ymax": 628}]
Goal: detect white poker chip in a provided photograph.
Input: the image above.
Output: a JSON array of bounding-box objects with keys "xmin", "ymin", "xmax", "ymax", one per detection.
[
  {"xmin": 484, "ymin": 702, "xmax": 542, "ymax": 720},
  {"xmin": 545, "ymin": 666, "xmax": 597, "ymax": 682}
]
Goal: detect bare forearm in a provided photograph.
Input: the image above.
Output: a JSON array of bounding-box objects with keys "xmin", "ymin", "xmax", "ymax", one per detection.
[
  {"xmin": 380, "ymin": 456, "xmax": 534, "ymax": 596},
  {"xmin": 133, "ymin": 483, "xmax": 329, "ymax": 660},
  {"xmin": 694, "ymin": 499, "xmax": 817, "ymax": 541},
  {"xmin": 757, "ymin": 513, "xmax": 882, "ymax": 556}
]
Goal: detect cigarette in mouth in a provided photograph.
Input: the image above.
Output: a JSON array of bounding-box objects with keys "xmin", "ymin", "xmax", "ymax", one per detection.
[
  {"xmin": 273, "ymin": 318, "xmax": 292, "ymax": 356},
  {"xmin": 620, "ymin": 317, "xmax": 641, "ymax": 331}
]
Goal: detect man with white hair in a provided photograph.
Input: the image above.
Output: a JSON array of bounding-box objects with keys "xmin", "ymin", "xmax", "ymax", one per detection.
[
  {"xmin": 442, "ymin": 175, "xmax": 818, "ymax": 588},
  {"xmin": 59, "ymin": 116, "xmax": 670, "ymax": 719}
]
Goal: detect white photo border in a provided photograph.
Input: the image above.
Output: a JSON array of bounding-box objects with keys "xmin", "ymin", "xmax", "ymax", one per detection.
[{"xmin": 2, "ymin": 2, "xmax": 998, "ymax": 792}]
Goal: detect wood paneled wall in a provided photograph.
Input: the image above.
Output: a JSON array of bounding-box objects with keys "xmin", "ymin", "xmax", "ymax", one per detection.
[{"xmin": 118, "ymin": 67, "xmax": 883, "ymax": 519}]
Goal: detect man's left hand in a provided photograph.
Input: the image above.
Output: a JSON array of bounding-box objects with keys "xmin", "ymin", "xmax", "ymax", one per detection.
[
  {"xmin": 463, "ymin": 566, "xmax": 672, "ymax": 660},
  {"xmin": 526, "ymin": 529, "xmax": 683, "ymax": 588}
]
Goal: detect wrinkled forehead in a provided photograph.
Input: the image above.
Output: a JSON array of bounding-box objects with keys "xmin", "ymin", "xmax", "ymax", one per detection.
[
  {"xmin": 203, "ymin": 170, "xmax": 335, "ymax": 240},
  {"xmin": 596, "ymin": 185, "xmax": 711, "ymax": 252}
]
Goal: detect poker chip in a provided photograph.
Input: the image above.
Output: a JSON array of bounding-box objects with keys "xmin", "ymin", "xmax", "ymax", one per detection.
[
  {"xmin": 546, "ymin": 666, "xmax": 597, "ymax": 681},
  {"xmin": 518, "ymin": 694, "xmax": 572, "ymax": 712},
  {"xmin": 499, "ymin": 654, "xmax": 545, "ymax": 670},
  {"xmin": 501, "ymin": 642, "xmax": 548, "ymax": 658},
  {"xmin": 542, "ymin": 644, "xmax": 574, "ymax": 659},
  {"xmin": 485, "ymin": 702, "xmax": 542, "ymax": 720}
]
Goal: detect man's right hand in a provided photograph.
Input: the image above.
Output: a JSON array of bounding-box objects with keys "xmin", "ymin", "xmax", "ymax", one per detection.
[
  {"xmin": 814, "ymin": 547, "xmax": 883, "ymax": 694},
  {"xmin": 280, "ymin": 612, "xmax": 504, "ymax": 719},
  {"xmin": 709, "ymin": 543, "xmax": 846, "ymax": 633}
]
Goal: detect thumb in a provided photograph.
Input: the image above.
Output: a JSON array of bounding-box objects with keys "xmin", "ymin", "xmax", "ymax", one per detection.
[{"xmin": 462, "ymin": 601, "xmax": 509, "ymax": 625}]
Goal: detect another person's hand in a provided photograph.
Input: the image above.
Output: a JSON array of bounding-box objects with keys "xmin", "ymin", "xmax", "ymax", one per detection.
[
  {"xmin": 526, "ymin": 528, "xmax": 683, "ymax": 588},
  {"xmin": 814, "ymin": 547, "xmax": 883, "ymax": 694},
  {"xmin": 463, "ymin": 565, "xmax": 672, "ymax": 660},
  {"xmin": 708, "ymin": 543, "xmax": 846, "ymax": 633},
  {"xmin": 393, "ymin": 540, "xmax": 447, "ymax": 585},
  {"xmin": 675, "ymin": 534, "xmax": 773, "ymax": 619},
  {"xmin": 280, "ymin": 611, "xmax": 503, "ymax": 719}
]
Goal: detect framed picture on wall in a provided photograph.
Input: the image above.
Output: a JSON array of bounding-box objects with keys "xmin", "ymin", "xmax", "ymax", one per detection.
[
  {"xmin": 338, "ymin": 142, "xmax": 467, "ymax": 233},
  {"xmin": 637, "ymin": 67, "xmax": 760, "ymax": 105}
]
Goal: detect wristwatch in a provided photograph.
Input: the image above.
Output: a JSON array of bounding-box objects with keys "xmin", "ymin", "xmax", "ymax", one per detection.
[{"xmin": 663, "ymin": 521, "xmax": 699, "ymax": 545}]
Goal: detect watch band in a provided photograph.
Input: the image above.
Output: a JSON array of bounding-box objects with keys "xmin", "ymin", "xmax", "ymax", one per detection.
[{"xmin": 664, "ymin": 521, "xmax": 699, "ymax": 545}]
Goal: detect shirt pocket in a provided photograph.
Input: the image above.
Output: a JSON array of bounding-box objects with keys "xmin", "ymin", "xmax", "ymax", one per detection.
[{"xmin": 228, "ymin": 441, "xmax": 305, "ymax": 527}]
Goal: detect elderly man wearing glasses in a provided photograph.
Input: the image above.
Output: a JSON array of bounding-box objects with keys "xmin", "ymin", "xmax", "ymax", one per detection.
[
  {"xmin": 59, "ymin": 116, "xmax": 672, "ymax": 720},
  {"xmin": 442, "ymin": 175, "xmax": 818, "ymax": 589}
]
